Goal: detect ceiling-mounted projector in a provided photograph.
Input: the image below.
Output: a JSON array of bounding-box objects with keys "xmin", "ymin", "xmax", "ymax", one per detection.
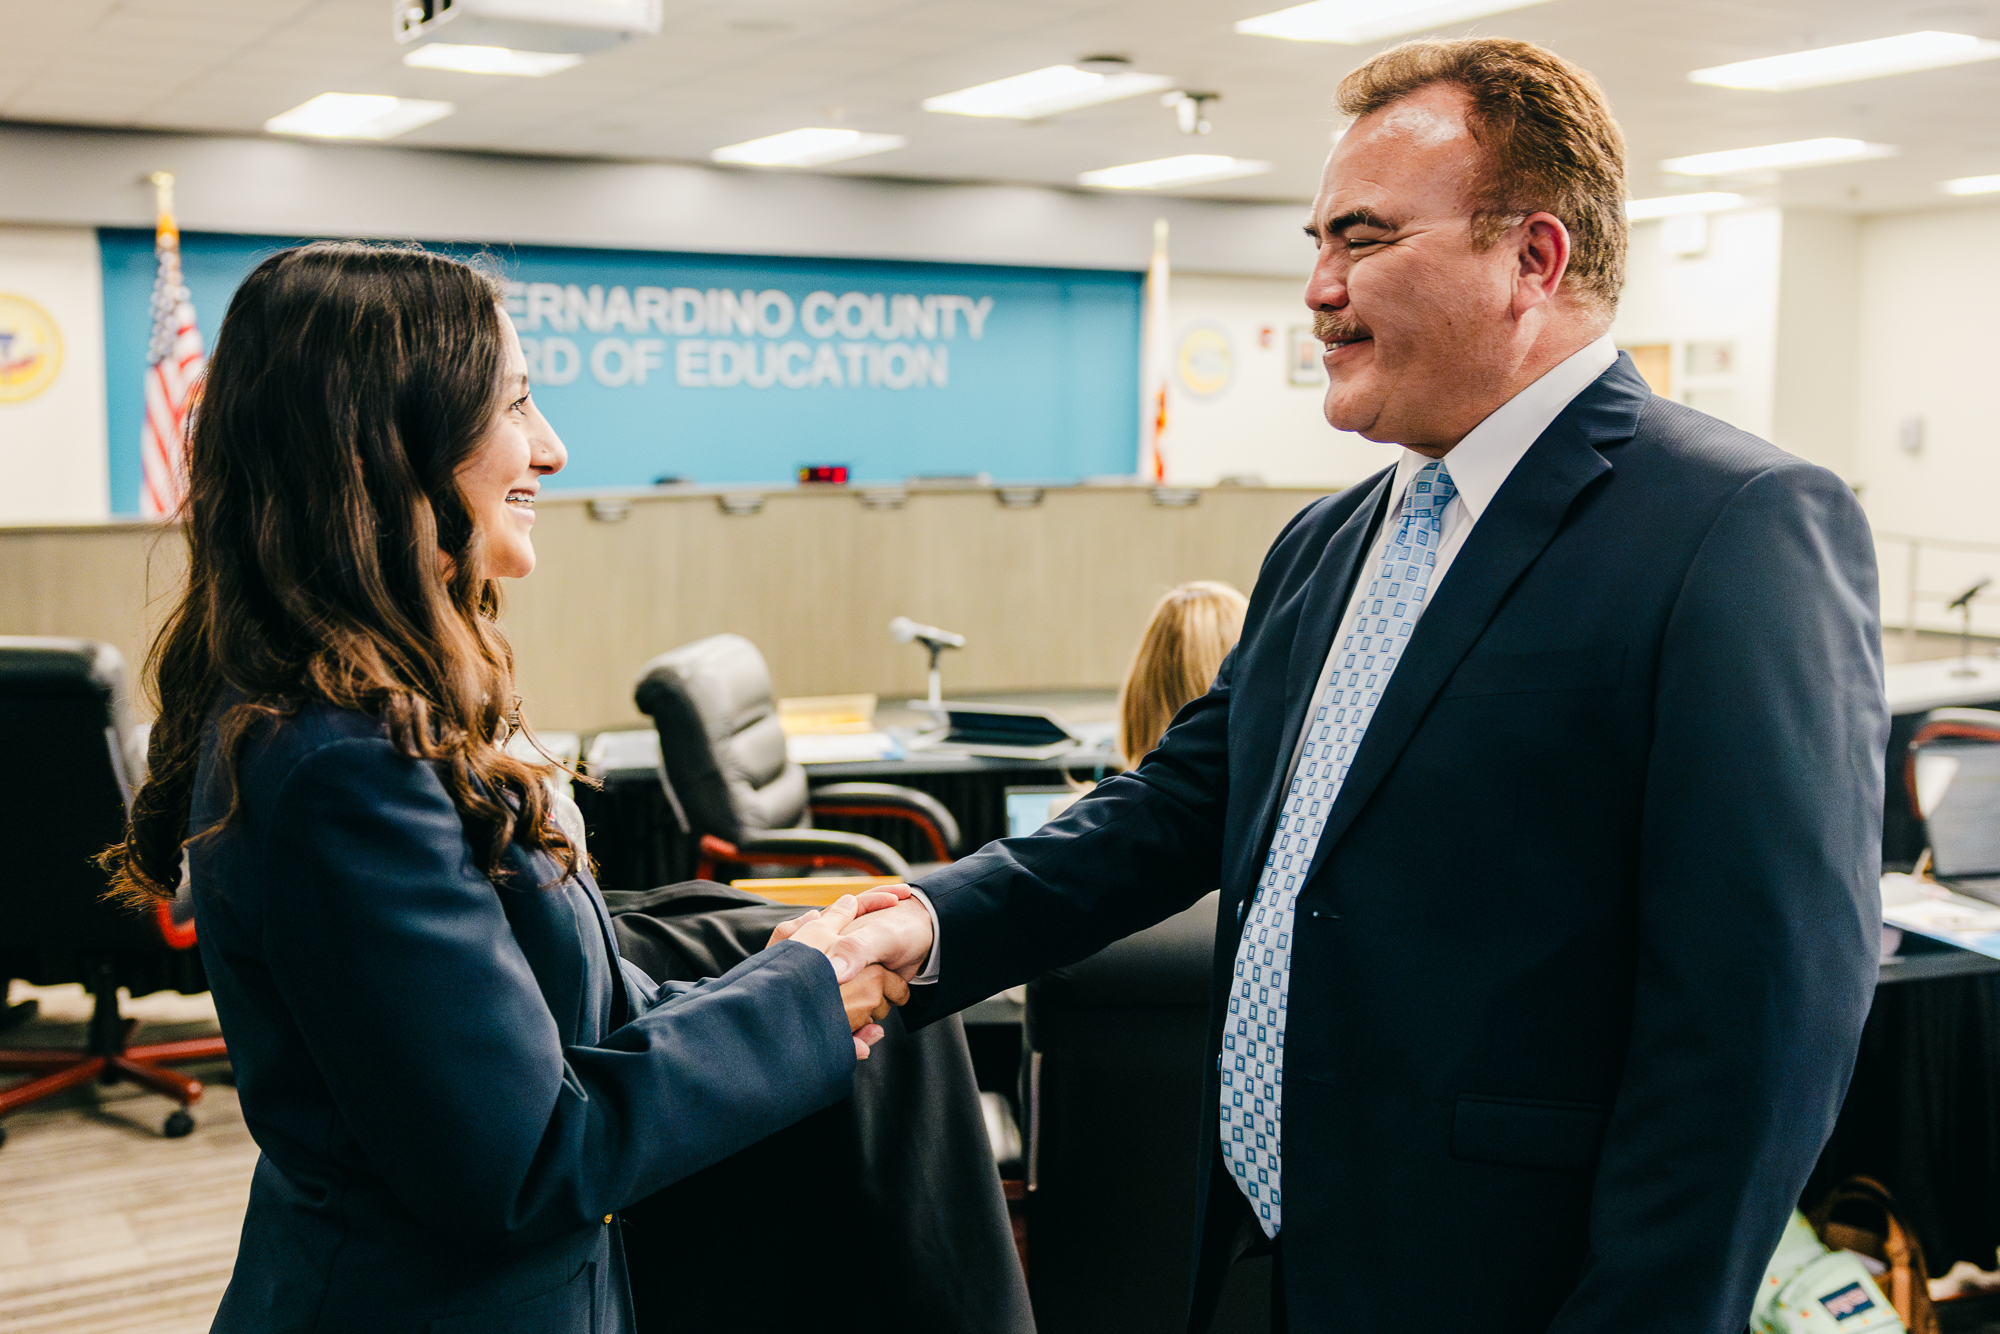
[{"xmin": 393, "ymin": 0, "xmax": 662, "ymax": 55}]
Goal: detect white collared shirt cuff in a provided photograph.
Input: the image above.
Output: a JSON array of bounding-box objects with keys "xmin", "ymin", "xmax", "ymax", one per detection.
[{"xmin": 906, "ymin": 886, "xmax": 942, "ymax": 984}]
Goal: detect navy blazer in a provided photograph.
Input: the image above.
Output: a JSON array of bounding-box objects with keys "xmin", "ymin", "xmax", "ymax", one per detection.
[
  {"xmin": 189, "ymin": 701, "xmax": 856, "ymax": 1333},
  {"xmin": 902, "ymin": 355, "xmax": 1888, "ymax": 1334}
]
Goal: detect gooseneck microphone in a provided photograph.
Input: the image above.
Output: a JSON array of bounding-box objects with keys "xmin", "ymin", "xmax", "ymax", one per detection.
[
  {"xmin": 889, "ymin": 616, "xmax": 966, "ymax": 650},
  {"xmin": 1947, "ymin": 577, "xmax": 1993, "ymax": 679},
  {"xmin": 890, "ymin": 617, "xmax": 964, "ymax": 707},
  {"xmin": 1947, "ymin": 577, "xmax": 1991, "ymax": 612}
]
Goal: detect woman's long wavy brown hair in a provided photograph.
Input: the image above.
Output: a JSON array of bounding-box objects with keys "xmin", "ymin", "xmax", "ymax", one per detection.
[{"xmin": 102, "ymin": 241, "xmax": 579, "ymax": 901}]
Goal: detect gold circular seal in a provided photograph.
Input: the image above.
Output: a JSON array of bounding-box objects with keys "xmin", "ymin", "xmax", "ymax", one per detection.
[
  {"xmin": 0, "ymin": 295, "xmax": 62, "ymax": 403},
  {"xmin": 1175, "ymin": 323, "xmax": 1233, "ymax": 399}
]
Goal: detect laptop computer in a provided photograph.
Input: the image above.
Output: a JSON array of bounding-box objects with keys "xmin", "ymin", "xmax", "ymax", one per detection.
[
  {"xmin": 1925, "ymin": 734, "xmax": 2000, "ymax": 907},
  {"xmin": 1004, "ymin": 785, "xmax": 1086, "ymax": 838},
  {"xmin": 907, "ymin": 702, "xmax": 1081, "ymax": 761}
]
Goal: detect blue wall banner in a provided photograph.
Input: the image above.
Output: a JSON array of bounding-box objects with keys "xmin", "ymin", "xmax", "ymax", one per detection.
[{"xmin": 99, "ymin": 230, "xmax": 1143, "ymax": 515}]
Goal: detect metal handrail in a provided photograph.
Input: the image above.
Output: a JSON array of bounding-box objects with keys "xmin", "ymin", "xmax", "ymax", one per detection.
[{"xmin": 1875, "ymin": 531, "xmax": 2000, "ymax": 651}]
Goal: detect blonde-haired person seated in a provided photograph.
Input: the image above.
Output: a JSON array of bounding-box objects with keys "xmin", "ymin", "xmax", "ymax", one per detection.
[{"xmin": 1116, "ymin": 581, "xmax": 1249, "ymax": 769}]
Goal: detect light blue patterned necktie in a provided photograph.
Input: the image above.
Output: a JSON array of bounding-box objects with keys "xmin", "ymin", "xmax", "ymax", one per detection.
[{"xmin": 1219, "ymin": 459, "xmax": 1457, "ymax": 1237}]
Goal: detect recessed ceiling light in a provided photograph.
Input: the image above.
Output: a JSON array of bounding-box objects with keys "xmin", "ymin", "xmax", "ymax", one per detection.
[
  {"xmin": 402, "ymin": 44, "xmax": 584, "ymax": 76},
  {"xmin": 1662, "ymin": 138, "xmax": 1896, "ymax": 176},
  {"xmin": 264, "ymin": 93, "xmax": 455, "ymax": 140},
  {"xmin": 711, "ymin": 128, "xmax": 907, "ymax": 168},
  {"xmin": 1234, "ymin": 0, "xmax": 1554, "ymax": 44},
  {"xmin": 1689, "ymin": 31, "xmax": 2000, "ymax": 92},
  {"xmin": 1942, "ymin": 174, "xmax": 2000, "ymax": 195},
  {"xmin": 1078, "ymin": 155, "xmax": 1272, "ymax": 190},
  {"xmin": 923, "ymin": 65, "xmax": 1173, "ymax": 119},
  {"xmin": 1625, "ymin": 192, "xmax": 1744, "ymax": 220}
]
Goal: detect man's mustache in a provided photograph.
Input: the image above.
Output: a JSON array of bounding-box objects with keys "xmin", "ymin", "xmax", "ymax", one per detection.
[{"xmin": 1312, "ymin": 312, "xmax": 1368, "ymax": 343}]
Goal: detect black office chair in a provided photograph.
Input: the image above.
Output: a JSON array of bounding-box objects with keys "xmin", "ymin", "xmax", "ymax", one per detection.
[
  {"xmin": 0, "ymin": 637, "xmax": 228, "ymax": 1145},
  {"xmin": 1022, "ymin": 891, "xmax": 1271, "ymax": 1334},
  {"xmin": 634, "ymin": 634, "xmax": 960, "ymax": 882}
]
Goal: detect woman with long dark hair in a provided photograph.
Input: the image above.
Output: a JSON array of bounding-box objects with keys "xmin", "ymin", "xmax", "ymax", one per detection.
[{"xmin": 102, "ymin": 242, "xmax": 907, "ymax": 1333}]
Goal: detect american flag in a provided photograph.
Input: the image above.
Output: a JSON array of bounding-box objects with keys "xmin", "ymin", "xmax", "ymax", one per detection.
[{"xmin": 139, "ymin": 175, "xmax": 205, "ymax": 519}]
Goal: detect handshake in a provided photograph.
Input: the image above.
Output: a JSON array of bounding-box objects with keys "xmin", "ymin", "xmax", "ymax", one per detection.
[{"xmin": 767, "ymin": 888, "xmax": 936, "ymax": 1060}]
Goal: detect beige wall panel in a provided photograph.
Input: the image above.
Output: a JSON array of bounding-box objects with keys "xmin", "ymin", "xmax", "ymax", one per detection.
[
  {"xmin": 0, "ymin": 523, "xmax": 185, "ymax": 708},
  {"xmin": 0, "ymin": 488, "xmax": 1326, "ymax": 730}
]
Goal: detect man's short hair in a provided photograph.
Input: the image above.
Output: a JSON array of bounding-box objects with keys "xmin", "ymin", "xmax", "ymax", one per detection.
[{"xmin": 1337, "ymin": 37, "xmax": 1628, "ymax": 313}]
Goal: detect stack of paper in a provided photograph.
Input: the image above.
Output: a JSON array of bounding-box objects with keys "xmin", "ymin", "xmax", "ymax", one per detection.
[
  {"xmin": 787, "ymin": 731, "xmax": 901, "ymax": 765},
  {"xmin": 1881, "ymin": 872, "xmax": 2000, "ymax": 960},
  {"xmin": 778, "ymin": 694, "xmax": 878, "ymax": 735}
]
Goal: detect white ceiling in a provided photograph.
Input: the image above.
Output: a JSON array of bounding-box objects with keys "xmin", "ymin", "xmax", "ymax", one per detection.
[{"xmin": 5, "ymin": 0, "xmax": 2000, "ymax": 213}]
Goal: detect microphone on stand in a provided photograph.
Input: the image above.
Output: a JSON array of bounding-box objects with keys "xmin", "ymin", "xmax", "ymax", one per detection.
[
  {"xmin": 1947, "ymin": 577, "xmax": 1991, "ymax": 612},
  {"xmin": 890, "ymin": 617, "xmax": 964, "ymax": 708},
  {"xmin": 889, "ymin": 616, "xmax": 965, "ymax": 650},
  {"xmin": 1948, "ymin": 577, "xmax": 1992, "ymax": 678}
]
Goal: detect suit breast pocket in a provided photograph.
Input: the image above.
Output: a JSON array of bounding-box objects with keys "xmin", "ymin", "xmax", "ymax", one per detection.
[
  {"xmin": 1451, "ymin": 1094, "xmax": 1610, "ymax": 1173},
  {"xmin": 1440, "ymin": 644, "xmax": 1626, "ymax": 699}
]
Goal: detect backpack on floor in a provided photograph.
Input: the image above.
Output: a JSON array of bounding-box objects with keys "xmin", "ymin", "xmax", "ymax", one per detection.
[
  {"xmin": 1752, "ymin": 1210, "xmax": 1904, "ymax": 1333},
  {"xmin": 1806, "ymin": 1177, "xmax": 1942, "ymax": 1334}
]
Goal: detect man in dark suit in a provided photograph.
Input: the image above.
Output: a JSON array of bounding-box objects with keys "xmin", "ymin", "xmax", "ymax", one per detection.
[{"xmin": 830, "ymin": 36, "xmax": 1886, "ymax": 1333}]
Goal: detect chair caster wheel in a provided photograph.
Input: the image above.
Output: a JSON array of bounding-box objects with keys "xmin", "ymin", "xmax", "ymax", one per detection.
[{"xmin": 164, "ymin": 1111, "xmax": 194, "ymax": 1138}]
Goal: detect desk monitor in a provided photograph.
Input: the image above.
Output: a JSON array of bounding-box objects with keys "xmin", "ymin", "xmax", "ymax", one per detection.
[{"xmin": 1005, "ymin": 786, "xmax": 1084, "ymax": 839}]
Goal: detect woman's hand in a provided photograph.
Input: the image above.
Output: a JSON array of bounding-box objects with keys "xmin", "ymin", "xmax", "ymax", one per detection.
[
  {"xmin": 768, "ymin": 890, "xmax": 915, "ymax": 1059},
  {"xmin": 841, "ymin": 964, "xmax": 912, "ymax": 1030}
]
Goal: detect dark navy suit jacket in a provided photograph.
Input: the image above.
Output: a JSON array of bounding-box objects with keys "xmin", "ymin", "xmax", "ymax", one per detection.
[
  {"xmin": 190, "ymin": 701, "xmax": 856, "ymax": 1333},
  {"xmin": 902, "ymin": 355, "xmax": 1888, "ymax": 1333}
]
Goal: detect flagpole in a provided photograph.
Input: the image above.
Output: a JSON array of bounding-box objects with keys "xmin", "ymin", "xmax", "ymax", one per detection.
[
  {"xmin": 147, "ymin": 170, "xmax": 177, "ymax": 243},
  {"xmin": 1141, "ymin": 217, "xmax": 1170, "ymax": 483}
]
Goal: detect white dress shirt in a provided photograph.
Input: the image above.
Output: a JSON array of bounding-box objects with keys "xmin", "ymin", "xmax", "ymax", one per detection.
[
  {"xmin": 909, "ymin": 334, "xmax": 1619, "ymax": 985},
  {"xmin": 1279, "ymin": 334, "xmax": 1617, "ymax": 778}
]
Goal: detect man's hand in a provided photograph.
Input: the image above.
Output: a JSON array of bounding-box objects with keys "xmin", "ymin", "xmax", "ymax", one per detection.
[
  {"xmin": 829, "ymin": 896, "xmax": 935, "ymax": 985},
  {"xmin": 766, "ymin": 890, "xmax": 919, "ymax": 1059}
]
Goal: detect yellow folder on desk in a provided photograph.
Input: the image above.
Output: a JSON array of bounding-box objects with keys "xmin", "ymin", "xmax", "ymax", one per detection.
[{"xmin": 730, "ymin": 876, "xmax": 906, "ymax": 906}]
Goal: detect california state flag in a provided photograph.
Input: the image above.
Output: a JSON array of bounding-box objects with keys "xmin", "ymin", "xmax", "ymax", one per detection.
[{"xmin": 1140, "ymin": 218, "xmax": 1170, "ymax": 484}]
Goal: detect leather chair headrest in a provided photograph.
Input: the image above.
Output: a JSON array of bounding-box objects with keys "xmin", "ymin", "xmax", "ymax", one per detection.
[
  {"xmin": 633, "ymin": 633, "xmax": 808, "ymax": 842},
  {"xmin": 637, "ymin": 634, "xmax": 777, "ymax": 748},
  {"xmin": 0, "ymin": 636, "xmax": 126, "ymax": 699},
  {"xmin": 0, "ymin": 636, "xmax": 140, "ymax": 795}
]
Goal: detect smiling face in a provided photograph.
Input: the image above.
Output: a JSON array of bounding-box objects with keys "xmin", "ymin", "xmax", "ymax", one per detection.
[
  {"xmin": 456, "ymin": 311, "xmax": 566, "ymax": 579},
  {"xmin": 1304, "ymin": 82, "xmax": 1571, "ymax": 452}
]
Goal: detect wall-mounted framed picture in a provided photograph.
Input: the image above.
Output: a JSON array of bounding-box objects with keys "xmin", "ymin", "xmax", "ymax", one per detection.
[{"xmin": 1286, "ymin": 326, "xmax": 1322, "ymax": 386}]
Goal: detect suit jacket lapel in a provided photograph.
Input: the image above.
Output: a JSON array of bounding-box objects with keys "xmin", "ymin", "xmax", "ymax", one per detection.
[
  {"xmin": 1226, "ymin": 469, "xmax": 1395, "ymax": 900},
  {"xmin": 1303, "ymin": 355, "xmax": 1649, "ymax": 873}
]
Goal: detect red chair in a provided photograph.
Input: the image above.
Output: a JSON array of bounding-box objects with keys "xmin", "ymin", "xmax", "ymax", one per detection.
[{"xmin": 0, "ymin": 638, "xmax": 228, "ymax": 1146}]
